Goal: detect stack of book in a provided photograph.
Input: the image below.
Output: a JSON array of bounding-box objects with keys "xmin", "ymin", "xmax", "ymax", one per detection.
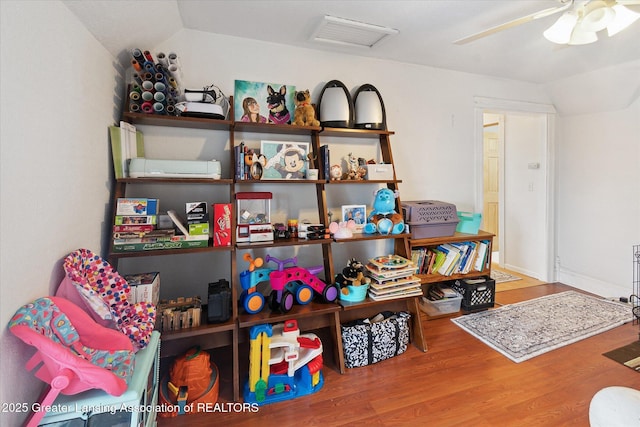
[
  {"xmin": 425, "ymin": 283, "xmax": 459, "ymax": 301},
  {"xmin": 112, "ymin": 198, "xmax": 209, "ymax": 252},
  {"xmin": 411, "ymin": 240, "xmax": 491, "ymax": 277},
  {"xmin": 365, "ymin": 255, "xmax": 422, "ymax": 301}
]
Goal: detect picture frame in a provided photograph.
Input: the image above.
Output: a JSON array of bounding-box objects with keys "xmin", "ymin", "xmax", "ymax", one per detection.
[
  {"xmin": 342, "ymin": 204, "xmax": 367, "ymax": 232},
  {"xmin": 261, "ymin": 141, "xmax": 310, "ymax": 180},
  {"xmin": 234, "ymin": 80, "xmax": 296, "ymax": 125}
]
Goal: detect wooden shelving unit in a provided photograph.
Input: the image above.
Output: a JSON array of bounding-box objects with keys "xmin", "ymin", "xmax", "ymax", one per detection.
[{"xmin": 109, "ymin": 103, "xmax": 428, "ymax": 399}]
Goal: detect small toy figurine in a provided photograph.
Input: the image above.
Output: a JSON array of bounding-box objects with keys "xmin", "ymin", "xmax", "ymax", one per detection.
[
  {"xmin": 292, "ymin": 90, "xmax": 320, "ymax": 127},
  {"xmin": 330, "ymin": 164, "xmax": 342, "ymax": 181},
  {"xmin": 363, "ymin": 188, "xmax": 405, "ymax": 235}
]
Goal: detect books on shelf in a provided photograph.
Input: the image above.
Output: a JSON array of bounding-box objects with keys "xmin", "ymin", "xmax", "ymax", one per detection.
[
  {"xmin": 411, "ymin": 239, "xmax": 491, "ymax": 276},
  {"xmin": 109, "ymin": 122, "xmax": 145, "ymax": 179}
]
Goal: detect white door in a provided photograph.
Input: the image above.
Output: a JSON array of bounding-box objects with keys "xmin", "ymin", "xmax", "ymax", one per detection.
[{"xmin": 475, "ymin": 98, "xmax": 555, "ymax": 282}]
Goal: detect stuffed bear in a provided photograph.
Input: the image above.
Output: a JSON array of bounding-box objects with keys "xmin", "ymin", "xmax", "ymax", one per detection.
[
  {"xmin": 363, "ymin": 188, "xmax": 405, "ymax": 235},
  {"xmin": 292, "ymin": 89, "xmax": 320, "ymax": 127}
]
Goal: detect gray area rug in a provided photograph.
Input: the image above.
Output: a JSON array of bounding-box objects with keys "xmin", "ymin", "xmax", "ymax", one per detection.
[
  {"xmin": 452, "ymin": 291, "xmax": 633, "ymax": 363},
  {"xmin": 490, "ymin": 269, "xmax": 521, "ymax": 283}
]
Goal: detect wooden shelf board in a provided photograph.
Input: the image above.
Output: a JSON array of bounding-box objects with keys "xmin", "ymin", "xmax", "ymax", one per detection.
[
  {"xmin": 159, "ymin": 317, "xmax": 236, "ymax": 341},
  {"xmin": 123, "ymin": 111, "xmax": 232, "ymax": 130},
  {"xmin": 117, "ymin": 178, "xmax": 234, "ymax": 185},
  {"xmin": 238, "ymin": 301, "xmax": 341, "ymax": 328}
]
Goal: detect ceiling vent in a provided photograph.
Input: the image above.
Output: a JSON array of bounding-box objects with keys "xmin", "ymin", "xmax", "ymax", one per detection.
[{"xmin": 310, "ymin": 15, "xmax": 398, "ymax": 48}]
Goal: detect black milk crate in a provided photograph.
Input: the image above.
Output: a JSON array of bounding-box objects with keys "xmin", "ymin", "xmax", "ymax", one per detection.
[{"xmin": 450, "ymin": 276, "xmax": 495, "ymax": 312}]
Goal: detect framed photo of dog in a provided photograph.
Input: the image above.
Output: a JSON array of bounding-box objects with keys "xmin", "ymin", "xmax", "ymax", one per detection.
[
  {"xmin": 234, "ymin": 80, "xmax": 296, "ymax": 125},
  {"xmin": 341, "ymin": 204, "xmax": 367, "ymax": 232},
  {"xmin": 261, "ymin": 141, "xmax": 310, "ymax": 180}
]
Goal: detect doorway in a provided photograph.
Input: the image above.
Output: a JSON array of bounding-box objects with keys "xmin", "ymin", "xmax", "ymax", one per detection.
[
  {"xmin": 474, "ymin": 97, "xmax": 556, "ymax": 282},
  {"xmin": 482, "ymin": 113, "xmax": 503, "ymax": 261}
]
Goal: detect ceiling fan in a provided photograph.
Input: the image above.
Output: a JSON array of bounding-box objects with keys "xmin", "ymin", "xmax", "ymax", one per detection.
[{"xmin": 454, "ymin": 0, "xmax": 640, "ymax": 45}]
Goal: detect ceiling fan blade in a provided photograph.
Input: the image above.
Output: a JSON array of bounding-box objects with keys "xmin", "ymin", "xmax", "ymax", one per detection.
[{"xmin": 453, "ymin": 2, "xmax": 574, "ymax": 45}]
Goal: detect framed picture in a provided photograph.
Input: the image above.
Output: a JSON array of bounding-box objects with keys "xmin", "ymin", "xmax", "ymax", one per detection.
[
  {"xmin": 342, "ymin": 204, "xmax": 367, "ymax": 232},
  {"xmin": 261, "ymin": 141, "xmax": 310, "ymax": 180},
  {"xmin": 234, "ymin": 80, "xmax": 296, "ymax": 125}
]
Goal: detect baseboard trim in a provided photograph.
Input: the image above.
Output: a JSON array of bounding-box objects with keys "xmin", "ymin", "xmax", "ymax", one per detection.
[{"xmin": 557, "ymin": 267, "xmax": 630, "ymax": 299}]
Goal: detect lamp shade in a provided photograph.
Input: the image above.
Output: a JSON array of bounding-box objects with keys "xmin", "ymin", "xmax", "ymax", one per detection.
[
  {"xmin": 317, "ymin": 80, "xmax": 354, "ymax": 128},
  {"xmin": 568, "ymin": 27, "xmax": 598, "ymax": 45},
  {"xmin": 607, "ymin": 4, "xmax": 640, "ymax": 36},
  {"xmin": 544, "ymin": 11, "xmax": 579, "ymax": 44},
  {"xmin": 581, "ymin": 2, "xmax": 615, "ymax": 32},
  {"xmin": 354, "ymin": 84, "xmax": 387, "ymax": 130}
]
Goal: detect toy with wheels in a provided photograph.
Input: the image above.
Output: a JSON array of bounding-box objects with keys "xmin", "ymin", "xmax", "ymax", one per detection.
[
  {"xmin": 245, "ymin": 319, "xmax": 324, "ymax": 405},
  {"xmin": 239, "ymin": 254, "xmax": 339, "ymax": 314}
]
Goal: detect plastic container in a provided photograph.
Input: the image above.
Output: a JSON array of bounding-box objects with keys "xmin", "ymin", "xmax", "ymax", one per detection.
[
  {"xmin": 456, "ymin": 211, "xmax": 482, "ymax": 234},
  {"xmin": 339, "ymin": 284, "xmax": 369, "ymax": 303},
  {"xmin": 402, "ymin": 200, "xmax": 459, "ymax": 239},
  {"xmin": 419, "ymin": 294, "xmax": 462, "ymax": 316}
]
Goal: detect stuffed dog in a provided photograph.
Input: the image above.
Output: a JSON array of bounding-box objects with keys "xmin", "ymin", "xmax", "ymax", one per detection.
[{"xmin": 292, "ymin": 90, "xmax": 320, "ymax": 127}]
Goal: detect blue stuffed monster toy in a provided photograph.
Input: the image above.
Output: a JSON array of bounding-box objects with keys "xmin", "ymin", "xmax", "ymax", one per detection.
[{"xmin": 363, "ymin": 188, "xmax": 405, "ymax": 235}]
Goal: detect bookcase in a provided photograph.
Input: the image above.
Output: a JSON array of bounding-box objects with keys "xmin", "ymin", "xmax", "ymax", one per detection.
[
  {"xmin": 108, "ymin": 98, "xmax": 427, "ymax": 400},
  {"xmin": 408, "ymin": 230, "xmax": 495, "ymax": 318}
]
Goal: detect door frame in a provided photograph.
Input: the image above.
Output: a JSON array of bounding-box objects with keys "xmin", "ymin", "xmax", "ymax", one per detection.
[{"xmin": 473, "ymin": 96, "xmax": 557, "ymax": 282}]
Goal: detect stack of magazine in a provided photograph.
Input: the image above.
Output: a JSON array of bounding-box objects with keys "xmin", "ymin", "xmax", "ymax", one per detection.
[{"xmin": 365, "ymin": 255, "xmax": 422, "ymax": 301}]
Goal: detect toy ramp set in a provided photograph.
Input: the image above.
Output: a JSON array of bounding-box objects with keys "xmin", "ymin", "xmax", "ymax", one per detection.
[{"xmin": 245, "ymin": 319, "xmax": 324, "ymax": 405}]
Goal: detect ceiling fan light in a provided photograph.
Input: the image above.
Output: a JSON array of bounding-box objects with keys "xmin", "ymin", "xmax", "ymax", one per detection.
[
  {"xmin": 568, "ymin": 27, "xmax": 598, "ymax": 45},
  {"xmin": 543, "ymin": 12, "xmax": 579, "ymax": 44},
  {"xmin": 580, "ymin": 3, "xmax": 615, "ymax": 32},
  {"xmin": 607, "ymin": 4, "xmax": 640, "ymax": 36}
]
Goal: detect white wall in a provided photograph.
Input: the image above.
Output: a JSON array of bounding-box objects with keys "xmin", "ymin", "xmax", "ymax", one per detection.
[
  {"xmin": 556, "ymin": 97, "xmax": 640, "ymax": 298},
  {"xmin": 1, "ymin": 1, "xmax": 638, "ymax": 421},
  {"xmin": 0, "ymin": 1, "xmax": 119, "ymax": 425},
  {"xmin": 502, "ymin": 112, "xmax": 549, "ymax": 278}
]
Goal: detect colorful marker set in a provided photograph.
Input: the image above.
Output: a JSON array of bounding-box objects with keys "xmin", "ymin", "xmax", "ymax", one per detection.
[{"xmin": 128, "ymin": 49, "xmax": 183, "ymax": 115}]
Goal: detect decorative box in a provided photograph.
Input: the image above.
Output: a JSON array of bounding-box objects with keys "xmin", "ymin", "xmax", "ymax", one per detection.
[{"xmin": 365, "ymin": 163, "xmax": 394, "ymax": 180}]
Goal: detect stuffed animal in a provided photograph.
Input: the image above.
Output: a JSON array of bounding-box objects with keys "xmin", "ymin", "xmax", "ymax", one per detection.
[
  {"xmin": 363, "ymin": 188, "xmax": 405, "ymax": 235},
  {"xmin": 335, "ymin": 258, "xmax": 371, "ymax": 295},
  {"xmin": 292, "ymin": 90, "xmax": 320, "ymax": 127},
  {"xmin": 329, "ymin": 219, "xmax": 356, "ymax": 239},
  {"xmin": 342, "ymin": 152, "xmax": 366, "ymax": 180}
]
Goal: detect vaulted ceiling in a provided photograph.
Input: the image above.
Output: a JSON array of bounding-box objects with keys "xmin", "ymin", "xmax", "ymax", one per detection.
[{"xmin": 64, "ymin": 0, "xmax": 640, "ymax": 84}]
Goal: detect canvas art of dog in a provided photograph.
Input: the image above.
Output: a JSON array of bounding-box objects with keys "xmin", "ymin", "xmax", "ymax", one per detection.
[
  {"xmin": 266, "ymin": 85, "xmax": 291, "ymax": 124},
  {"xmin": 292, "ymin": 89, "xmax": 320, "ymax": 127}
]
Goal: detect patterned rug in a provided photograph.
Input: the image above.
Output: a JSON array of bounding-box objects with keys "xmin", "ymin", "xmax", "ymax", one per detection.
[
  {"xmin": 490, "ymin": 269, "xmax": 521, "ymax": 284},
  {"xmin": 452, "ymin": 291, "xmax": 634, "ymax": 363}
]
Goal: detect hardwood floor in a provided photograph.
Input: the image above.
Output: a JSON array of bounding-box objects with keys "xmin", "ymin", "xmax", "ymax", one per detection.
[{"xmin": 157, "ymin": 283, "xmax": 639, "ymax": 426}]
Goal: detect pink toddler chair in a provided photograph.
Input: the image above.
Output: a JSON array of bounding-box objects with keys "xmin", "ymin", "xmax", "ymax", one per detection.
[
  {"xmin": 56, "ymin": 248, "xmax": 156, "ymax": 351},
  {"xmin": 9, "ymin": 296, "xmax": 135, "ymax": 427}
]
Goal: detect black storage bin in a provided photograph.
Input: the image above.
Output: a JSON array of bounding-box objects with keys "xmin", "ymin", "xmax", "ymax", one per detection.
[
  {"xmin": 450, "ymin": 276, "xmax": 495, "ymax": 312},
  {"xmin": 207, "ymin": 279, "xmax": 231, "ymax": 323}
]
